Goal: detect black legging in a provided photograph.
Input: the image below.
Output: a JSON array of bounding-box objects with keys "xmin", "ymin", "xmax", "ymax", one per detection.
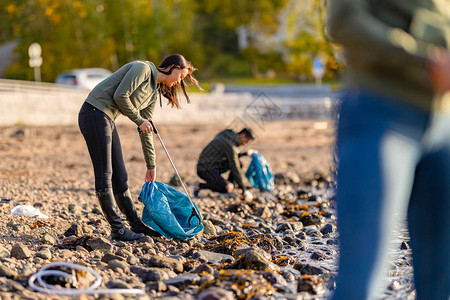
[{"xmin": 78, "ymin": 102, "xmax": 128, "ymax": 194}]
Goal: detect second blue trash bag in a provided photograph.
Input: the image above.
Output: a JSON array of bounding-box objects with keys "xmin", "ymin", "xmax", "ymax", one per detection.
[
  {"xmin": 245, "ymin": 153, "xmax": 274, "ymax": 191},
  {"xmin": 138, "ymin": 181, "xmax": 203, "ymax": 241}
]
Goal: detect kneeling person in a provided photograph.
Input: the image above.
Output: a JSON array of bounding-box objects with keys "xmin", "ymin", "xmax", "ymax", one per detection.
[{"xmin": 195, "ymin": 128, "xmax": 255, "ymax": 196}]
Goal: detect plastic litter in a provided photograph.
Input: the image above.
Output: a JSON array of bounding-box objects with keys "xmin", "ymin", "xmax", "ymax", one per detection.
[
  {"xmin": 10, "ymin": 205, "xmax": 49, "ymax": 218},
  {"xmin": 138, "ymin": 181, "xmax": 204, "ymax": 241},
  {"xmin": 245, "ymin": 153, "xmax": 275, "ymax": 191},
  {"xmin": 28, "ymin": 261, "xmax": 145, "ymax": 296}
]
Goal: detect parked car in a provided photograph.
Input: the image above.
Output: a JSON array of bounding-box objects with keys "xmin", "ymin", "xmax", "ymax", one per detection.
[{"xmin": 55, "ymin": 68, "xmax": 112, "ymax": 90}]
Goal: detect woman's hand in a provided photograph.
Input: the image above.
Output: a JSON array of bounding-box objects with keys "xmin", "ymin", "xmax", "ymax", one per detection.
[
  {"xmin": 145, "ymin": 168, "xmax": 156, "ymax": 182},
  {"xmin": 139, "ymin": 120, "xmax": 153, "ymax": 134},
  {"xmin": 429, "ymin": 47, "xmax": 450, "ymax": 93}
]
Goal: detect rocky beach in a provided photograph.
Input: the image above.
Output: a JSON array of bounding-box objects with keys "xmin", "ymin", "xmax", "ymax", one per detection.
[{"xmin": 0, "ymin": 119, "xmax": 414, "ymax": 299}]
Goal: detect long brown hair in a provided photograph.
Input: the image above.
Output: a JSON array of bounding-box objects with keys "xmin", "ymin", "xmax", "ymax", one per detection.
[{"xmin": 157, "ymin": 54, "xmax": 203, "ymax": 108}]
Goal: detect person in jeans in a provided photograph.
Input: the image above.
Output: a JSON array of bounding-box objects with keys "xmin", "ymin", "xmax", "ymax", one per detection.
[
  {"xmin": 328, "ymin": 1, "xmax": 450, "ymax": 299},
  {"xmin": 78, "ymin": 54, "xmax": 202, "ymax": 241},
  {"xmin": 194, "ymin": 128, "xmax": 255, "ymax": 197}
]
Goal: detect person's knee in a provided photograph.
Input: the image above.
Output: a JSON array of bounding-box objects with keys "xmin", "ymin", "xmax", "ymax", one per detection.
[{"xmin": 226, "ymin": 183, "xmax": 234, "ymax": 193}]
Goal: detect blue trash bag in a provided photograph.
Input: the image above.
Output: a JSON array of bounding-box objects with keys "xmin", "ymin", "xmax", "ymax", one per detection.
[
  {"xmin": 138, "ymin": 181, "xmax": 203, "ymax": 241},
  {"xmin": 245, "ymin": 153, "xmax": 274, "ymax": 191}
]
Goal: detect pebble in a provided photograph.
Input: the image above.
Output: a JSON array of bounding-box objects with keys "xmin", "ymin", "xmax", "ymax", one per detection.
[
  {"xmin": 35, "ymin": 248, "xmax": 52, "ymax": 260},
  {"xmin": 195, "ymin": 251, "xmax": 234, "ymax": 264},
  {"xmin": 203, "ymin": 220, "xmax": 217, "ymax": 235},
  {"xmin": 102, "ymin": 253, "xmax": 125, "ymax": 263},
  {"xmin": 146, "ymin": 280, "xmax": 167, "ymax": 292},
  {"xmin": 320, "ymin": 223, "xmax": 336, "ymax": 235},
  {"xmin": 106, "ymin": 279, "xmax": 133, "ymax": 290},
  {"xmin": 191, "ymin": 263, "xmax": 214, "ymax": 275},
  {"xmin": 400, "ymin": 241, "xmax": 410, "ymax": 250},
  {"xmin": 108, "ymin": 259, "xmax": 130, "ymax": 272},
  {"xmin": 127, "ymin": 255, "xmax": 140, "ymax": 265},
  {"xmin": 10, "ymin": 243, "xmax": 31, "ymax": 259},
  {"xmin": 63, "ymin": 223, "xmax": 84, "ymax": 237},
  {"xmin": 163, "ymin": 273, "xmax": 201, "ymax": 288},
  {"xmin": 131, "ymin": 266, "xmax": 171, "ymax": 283},
  {"xmin": 147, "ymin": 256, "xmax": 183, "ymax": 273},
  {"xmin": 0, "ymin": 127, "xmax": 412, "ymax": 300},
  {"xmin": 294, "ymin": 263, "xmax": 325, "ymax": 275},
  {"xmin": 231, "ymin": 248, "xmax": 279, "ymax": 271},
  {"xmin": 41, "ymin": 233, "xmax": 58, "ymax": 245},
  {"xmin": 0, "ymin": 246, "xmax": 10, "ymax": 258},
  {"xmin": 0, "ymin": 264, "xmax": 17, "ymax": 279},
  {"xmin": 86, "ymin": 237, "xmax": 113, "ymax": 252},
  {"xmin": 197, "ymin": 287, "xmax": 235, "ymax": 300}
]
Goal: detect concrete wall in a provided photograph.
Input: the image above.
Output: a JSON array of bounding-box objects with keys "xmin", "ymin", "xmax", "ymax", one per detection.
[
  {"xmin": 0, "ymin": 79, "xmax": 336, "ymax": 126},
  {"xmin": 0, "ymin": 79, "xmax": 255, "ymax": 126}
]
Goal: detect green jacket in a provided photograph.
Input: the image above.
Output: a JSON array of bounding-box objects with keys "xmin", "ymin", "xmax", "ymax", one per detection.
[
  {"xmin": 197, "ymin": 129, "xmax": 245, "ymax": 190},
  {"xmin": 327, "ymin": 0, "xmax": 450, "ymax": 111},
  {"xmin": 85, "ymin": 60, "xmax": 159, "ymax": 169}
]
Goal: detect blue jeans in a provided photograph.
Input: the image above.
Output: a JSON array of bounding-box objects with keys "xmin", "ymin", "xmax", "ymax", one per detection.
[{"xmin": 333, "ymin": 89, "xmax": 450, "ymax": 300}]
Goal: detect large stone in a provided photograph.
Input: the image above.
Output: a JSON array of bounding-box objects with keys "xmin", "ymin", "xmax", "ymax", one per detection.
[
  {"xmin": 41, "ymin": 233, "xmax": 58, "ymax": 245},
  {"xmin": 10, "ymin": 243, "xmax": 31, "ymax": 259},
  {"xmin": 6, "ymin": 279, "xmax": 24, "ymax": 291},
  {"xmin": 262, "ymin": 271, "xmax": 288, "ymax": 285},
  {"xmin": 102, "ymin": 253, "xmax": 125, "ymax": 263},
  {"xmin": 127, "ymin": 255, "xmax": 139, "ymax": 265},
  {"xmin": 146, "ymin": 281, "xmax": 167, "ymax": 292},
  {"xmin": 203, "ymin": 220, "xmax": 217, "ymax": 235},
  {"xmin": 274, "ymin": 173, "xmax": 289, "ymax": 185},
  {"xmin": 86, "ymin": 237, "xmax": 113, "ymax": 252},
  {"xmin": 108, "ymin": 259, "xmax": 129, "ymax": 272},
  {"xmin": 310, "ymin": 251, "xmax": 329, "ymax": 261},
  {"xmin": 147, "ymin": 256, "xmax": 183, "ymax": 273},
  {"xmin": 196, "ymin": 250, "xmax": 234, "ymax": 264},
  {"xmin": 294, "ymin": 263, "xmax": 325, "ymax": 275},
  {"xmin": 282, "ymin": 270, "xmax": 297, "ymax": 283},
  {"xmin": 131, "ymin": 266, "xmax": 171, "ymax": 283},
  {"xmin": 35, "ymin": 248, "xmax": 52, "ymax": 260},
  {"xmin": 58, "ymin": 249, "xmax": 74, "ymax": 259},
  {"xmin": 198, "ymin": 287, "xmax": 235, "ymax": 300},
  {"xmin": 231, "ymin": 247, "xmax": 279, "ymax": 271},
  {"xmin": 0, "ymin": 246, "xmax": 10, "ymax": 258},
  {"xmin": 286, "ymin": 172, "xmax": 301, "ymax": 184},
  {"xmin": 64, "ymin": 224, "xmax": 84, "ymax": 237},
  {"xmin": 163, "ymin": 273, "xmax": 200, "ymax": 288},
  {"xmin": 191, "ymin": 263, "xmax": 214, "ymax": 275},
  {"xmin": 276, "ymin": 222, "xmax": 303, "ymax": 233},
  {"xmin": 0, "ymin": 264, "xmax": 17, "ymax": 278},
  {"xmin": 400, "ymin": 241, "xmax": 410, "ymax": 250},
  {"xmin": 106, "ymin": 279, "xmax": 133, "ymax": 290},
  {"xmin": 320, "ymin": 224, "xmax": 336, "ymax": 235},
  {"xmin": 297, "ymin": 276, "xmax": 323, "ymax": 295},
  {"xmin": 257, "ymin": 206, "xmax": 272, "ymax": 219},
  {"xmin": 12, "ymin": 224, "xmax": 28, "ymax": 233}
]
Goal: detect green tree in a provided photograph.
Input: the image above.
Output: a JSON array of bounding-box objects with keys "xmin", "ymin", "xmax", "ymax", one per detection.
[{"xmin": 1, "ymin": 0, "xmax": 342, "ymax": 81}]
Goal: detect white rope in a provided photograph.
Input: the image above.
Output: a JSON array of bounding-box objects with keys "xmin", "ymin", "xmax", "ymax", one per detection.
[{"xmin": 28, "ymin": 262, "xmax": 145, "ymax": 296}]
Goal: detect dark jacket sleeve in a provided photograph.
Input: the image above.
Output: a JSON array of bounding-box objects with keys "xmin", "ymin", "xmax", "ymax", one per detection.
[
  {"xmin": 229, "ymin": 148, "xmax": 245, "ymax": 191},
  {"xmin": 217, "ymin": 138, "xmax": 245, "ymax": 190}
]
